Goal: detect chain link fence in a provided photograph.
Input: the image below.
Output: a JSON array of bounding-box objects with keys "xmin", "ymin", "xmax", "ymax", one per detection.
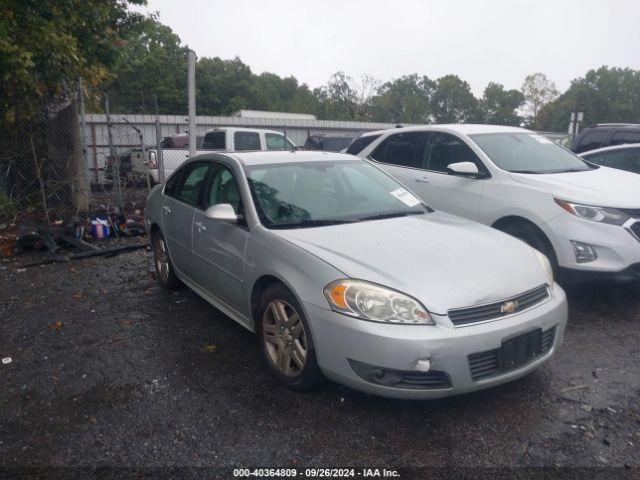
[
  {"xmin": 0, "ymin": 91, "xmax": 90, "ymax": 225},
  {"xmin": 0, "ymin": 86, "xmax": 575, "ymax": 226}
]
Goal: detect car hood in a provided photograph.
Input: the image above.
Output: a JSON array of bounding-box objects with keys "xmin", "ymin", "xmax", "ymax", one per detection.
[
  {"xmin": 273, "ymin": 213, "xmax": 547, "ymax": 314},
  {"xmin": 510, "ymin": 167, "xmax": 640, "ymax": 208}
]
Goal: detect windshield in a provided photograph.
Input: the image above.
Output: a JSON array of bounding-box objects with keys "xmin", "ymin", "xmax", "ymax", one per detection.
[
  {"xmin": 470, "ymin": 132, "xmax": 595, "ymax": 174},
  {"xmin": 245, "ymin": 160, "xmax": 429, "ymax": 228}
]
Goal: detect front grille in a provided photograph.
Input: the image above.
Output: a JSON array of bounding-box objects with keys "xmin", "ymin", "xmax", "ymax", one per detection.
[
  {"xmin": 448, "ymin": 285, "xmax": 549, "ymax": 327},
  {"xmin": 348, "ymin": 359, "xmax": 452, "ymax": 390},
  {"xmin": 468, "ymin": 326, "xmax": 556, "ymax": 381}
]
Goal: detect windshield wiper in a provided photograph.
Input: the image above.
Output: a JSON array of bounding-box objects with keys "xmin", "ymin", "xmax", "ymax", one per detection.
[
  {"xmin": 356, "ymin": 210, "xmax": 425, "ymax": 222},
  {"xmin": 510, "ymin": 170, "xmax": 543, "ymax": 174},
  {"xmin": 270, "ymin": 219, "xmax": 356, "ymax": 229}
]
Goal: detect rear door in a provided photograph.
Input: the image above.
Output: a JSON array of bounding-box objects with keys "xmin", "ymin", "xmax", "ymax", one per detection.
[
  {"xmin": 191, "ymin": 163, "xmax": 250, "ymax": 314},
  {"xmin": 161, "ymin": 161, "xmax": 211, "ymax": 279},
  {"xmin": 370, "ymin": 131, "xmax": 487, "ymax": 220}
]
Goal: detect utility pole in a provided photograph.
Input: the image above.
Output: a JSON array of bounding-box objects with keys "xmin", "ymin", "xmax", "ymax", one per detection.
[
  {"xmin": 154, "ymin": 95, "xmax": 165, "ymax": 184},
  {"xmin": 187, "ymin": 50, "xmax": 197, "ymax": 158}
]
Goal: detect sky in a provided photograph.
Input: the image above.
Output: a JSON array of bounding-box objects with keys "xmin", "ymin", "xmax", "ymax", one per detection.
[{"xmin": 133, "ymin": 0, "xmax": 640, "ymax": 95}]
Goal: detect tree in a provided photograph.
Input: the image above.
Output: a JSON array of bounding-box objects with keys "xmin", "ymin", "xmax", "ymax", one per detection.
[
  {"xmin": 196, "ymin": 56, "xmax": 256, "ymax": 115},
  {"xmin": 370, "ymin": 74, "xmax": 435, "ymax": 123},
  {"xmin": 315, "ymin": 72, "xmax": 359, "ymax": 120},
  {"xmin": 521, "ymin": 73, "xmax": 558, "ymax": 127},
  {"xmin": 536, "ymin": 66, "xmax": 640, "ymax": 132},
  {"xmin": 480, "ymin": 82, "xmax": 525, "ymax": 126},
  {"xmin": 105, "ymin": 14, "xmax": 188, "ymax": 114},
  {"xmin": 0, "ymin": 0, "xmax": 145, "ymax": 124},
  {"xmin": 431, "ymin": 75, "xmax": 479, "ymax": 123}
]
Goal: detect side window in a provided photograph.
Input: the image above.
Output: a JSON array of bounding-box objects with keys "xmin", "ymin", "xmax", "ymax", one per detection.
[
  {"xmin": 610, "ymin": 131, "xmax": 640, "ymax": 146},
  {"xmin": 164, "ymin": 169, "xmax": 183, "ymax": 197},
  {"xmin": 576, "ymin": 130, "xmax": 607, "ymax": 153},
  {"xmin": 582, "ymin": 152, "xmax": 607, "ymax": 166},
  {"xmin": 424, "ymin": 133, "xmax": 484, "ymax": 174},
  {"xmin": 265, "ymin": 133, "xmax": 286, "ymax": 150},
  {"xmin": 206, "ymin": 166, "xmax": 243, "ymax": 215},
  {"xmin": 202, "ymin": 131, "xmax": 226, "ymax": 150},
  {"xmin": 370, "ymin": 132, "xmax": 423, "ymax": 168},
  {"xmin": 346, "ymin": 134, "xmax": 381, "ymax": 155},
  {"xmin": 603, "ymin": 148, "xmax": 640, "ymax": 173},
  {"xmin": 173, "ymin": 163, "xmax": 210, "ymax": 206},
  {"xmin": 234, "ymin": 131, "xmax": 261, "ymax": 151}
]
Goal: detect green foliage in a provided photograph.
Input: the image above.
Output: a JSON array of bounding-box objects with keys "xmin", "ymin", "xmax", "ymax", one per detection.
[
  {"xmin": 371, "ymin": 74, "xmax": 435, "ymax": 123},
  {"xmin": 480, "ymin": 83, "xmax": 525, "ymax": 126},
  {"xmin": 0, "ymin": 0, "xmax": 145, "ymax": 124},
  {"xmin": 104, "ymin": 14, "xmax": 187, "ymax": 114},
  {"xmin": 431, "ymin": 75, "xmax": 479, "ymax": 123},
  {"xmin": 536, "ymin": 67, "xmax": 640, "ymax": 131},
  {"xmin": 521, "ymin": 73, "xmax": 558, "ymax": 127}
]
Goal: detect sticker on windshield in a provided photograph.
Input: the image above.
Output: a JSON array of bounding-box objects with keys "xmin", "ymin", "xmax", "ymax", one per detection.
[
  {"xmin": 530, "ymin": 134, "xmax": 553, "ymax": 144},
  {"xmin": 390, "ymin": 188, "xmax": 421, "ymax": 207}
]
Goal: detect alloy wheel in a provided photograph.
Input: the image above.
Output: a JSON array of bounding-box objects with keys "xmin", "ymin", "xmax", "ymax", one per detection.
[
  {"xmin": 155, "ymin": 237, "xmax": 170, "ymax": 281},
  {"xmin": 262, "ymin": 299, "xmax": 308, "ymax": 377}
]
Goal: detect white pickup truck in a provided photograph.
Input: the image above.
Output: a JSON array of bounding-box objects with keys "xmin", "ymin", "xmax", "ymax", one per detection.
[{"xmin": 145, "ymin": 127, "xmax": 296, "ymax": 184}]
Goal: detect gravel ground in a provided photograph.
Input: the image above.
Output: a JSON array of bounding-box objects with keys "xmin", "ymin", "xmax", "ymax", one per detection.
[{"xmin": 0, "ymin": 245, "xmax": 639, "ymax": 477}]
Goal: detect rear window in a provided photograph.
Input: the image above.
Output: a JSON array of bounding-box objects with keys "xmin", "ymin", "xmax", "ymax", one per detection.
[
  {"xmin": 346, "ymin": 135, "xmax": 381, "ymax": 155},
  {"xmin": 234, "ymin": 131, "xmax": 261, "ymax": 151}
]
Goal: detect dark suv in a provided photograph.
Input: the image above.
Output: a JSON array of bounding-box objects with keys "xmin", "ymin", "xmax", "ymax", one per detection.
[{"xmin": 571, "ymin": 123, "xmax": 640, "ymax": 153}]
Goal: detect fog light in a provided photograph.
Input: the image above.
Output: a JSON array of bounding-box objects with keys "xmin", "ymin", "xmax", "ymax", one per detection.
[{"xmin": 570, "ymin": 240, "xmax": 598, "ymax": 263}]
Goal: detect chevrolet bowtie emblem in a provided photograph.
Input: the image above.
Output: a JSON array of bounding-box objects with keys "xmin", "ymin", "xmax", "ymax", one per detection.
[{"xmin": 501, "ymin": 300, "xmax": 519, "ymax": 314}]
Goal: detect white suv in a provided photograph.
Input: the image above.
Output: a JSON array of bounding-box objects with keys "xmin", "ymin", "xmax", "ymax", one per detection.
[{"xmin": 348, "ymin": 125, "xmax": 640, "ymax": 282}]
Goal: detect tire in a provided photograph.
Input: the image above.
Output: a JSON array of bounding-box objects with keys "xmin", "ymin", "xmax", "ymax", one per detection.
[
  {"xmin": 256, "ymin": 283, "xmax": 323, "ymax": 390},
  {"xmin": 500, "ymin": 221, "xmax": 559, "ymax": 273},
  {"xmin": 151, "ymin": 231, "xmax": 181, "ymax": 290}
]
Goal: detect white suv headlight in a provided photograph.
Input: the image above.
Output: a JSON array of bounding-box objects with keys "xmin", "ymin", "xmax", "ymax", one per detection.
[
  {"xmin": 555, "ymin": 199, "xmax": 630, "ymax": 226},
  {"xmin": 324, "ymin": 279, "xmax": 434, "ymax": 324},
  {"xmin": 533, "ymin": 249, "xmax": 554, "ymax": 286}
]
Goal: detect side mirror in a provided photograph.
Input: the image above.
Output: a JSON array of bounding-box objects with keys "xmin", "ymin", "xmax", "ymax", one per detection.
[
  {"xmin": 204, "ymin": 203, "xmax": 237, "ymax": 222},
  {"xmin": 447, "ymin": 161, "xmax": 483, "ymax": 178}
]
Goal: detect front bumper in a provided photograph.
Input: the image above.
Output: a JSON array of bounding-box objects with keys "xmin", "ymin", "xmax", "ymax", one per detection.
[
  {"xmin": 307, "ymin": 284, "xmax": 567, "ymax": 400},
  {"xmin": 546, "ymin": 213, "xmax": 640, "ymax": 277}
]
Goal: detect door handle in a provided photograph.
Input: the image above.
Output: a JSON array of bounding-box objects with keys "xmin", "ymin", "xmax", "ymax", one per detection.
[
  {"xmin": 195, "ymin": 221, "xmax": 207, "ymax": 232},
  {"xmin": 162, "ymin": 205, "xmax": 171, "ymax": 214},
  {"xmin": 415, "ymin": 176, "xmax": 430, "ymax": 184}
]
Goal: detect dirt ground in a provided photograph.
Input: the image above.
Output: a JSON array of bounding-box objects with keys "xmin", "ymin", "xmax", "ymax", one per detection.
[{"xmin": 1, "ymin": 243, "xmax": 639, "ymax": 478}]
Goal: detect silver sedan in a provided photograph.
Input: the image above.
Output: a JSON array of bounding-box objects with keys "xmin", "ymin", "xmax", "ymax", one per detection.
[{"xmin": 145, "ymin": 151, "xmax": 567, "ymax": 399}]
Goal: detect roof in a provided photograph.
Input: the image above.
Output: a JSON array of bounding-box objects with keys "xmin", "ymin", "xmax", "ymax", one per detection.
[
  {"xmin": 579, "ymin": 143, "xmax": 640, "ymax": 156},
  {"xmin": 195, "ymin": 150, "xmax": 356, "ymax": 167},
  {"xmin": 361, "ymin": 124, "xmax": 529, "ymax": 137},
  {"xmin": 231, "ymin": 110, "xmax": 317, "ymax": 120}
]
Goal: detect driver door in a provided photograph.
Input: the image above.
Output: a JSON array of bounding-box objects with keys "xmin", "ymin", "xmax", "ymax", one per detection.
[{"xmin": 191, "ymin": 163, "xmax": 250, "ymax": 314}]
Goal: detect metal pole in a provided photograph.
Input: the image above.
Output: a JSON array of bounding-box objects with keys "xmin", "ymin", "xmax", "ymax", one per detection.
[
  {"xmin": 105, "ymin": 93, "xmax": 123, "ymax": 209},
  {"xmin": 78, "ymin": 77, "xmax": 90, "ymax": 199},
  {"xmin": 154, "ymin": 96, "xmax": 165, "ymax": 184},
  {"xmin": 187, "ymin": 50, "xmax": 197, "ymax": 158}
]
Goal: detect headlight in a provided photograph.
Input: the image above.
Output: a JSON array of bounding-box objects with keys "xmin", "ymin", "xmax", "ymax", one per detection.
[
  {"xmin": 533, "ymin": 249, "xmax": 554, "ymax": 286},
  {"xmin": 324, "ymin": 279, "xmax": 434, "ymax": 324},
  {"xmin": 555, "ymin": 199, "xmax": 630, "ymax": 226}
]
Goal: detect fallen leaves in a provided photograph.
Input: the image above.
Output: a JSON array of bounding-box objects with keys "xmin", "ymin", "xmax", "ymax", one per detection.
[
  {"xmin": 202, "ymin": 344, "xmax": 217, "ymax": 354},
  {"xmin": 52, "ymin": 321, "xmax": 64, "ymax": 330}
]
